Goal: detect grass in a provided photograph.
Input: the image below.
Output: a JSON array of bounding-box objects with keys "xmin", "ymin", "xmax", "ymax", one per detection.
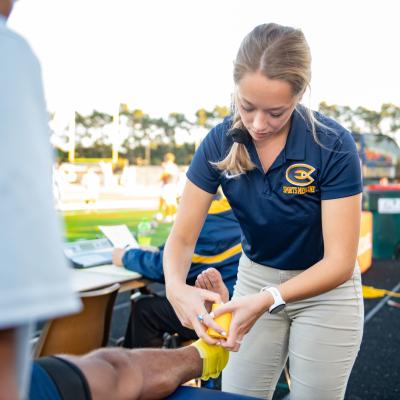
[{"xmin": 62, "ymin": 209, "xmax": 172, "ymax": 247}]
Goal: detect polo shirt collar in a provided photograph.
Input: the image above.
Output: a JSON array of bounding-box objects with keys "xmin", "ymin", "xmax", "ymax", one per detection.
[{"xmin": 284, "ymin": 105, "xmax": 310, "ymax": 161}]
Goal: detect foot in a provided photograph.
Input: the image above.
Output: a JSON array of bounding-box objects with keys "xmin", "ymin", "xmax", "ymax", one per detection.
[
  {"xmin": 195, "ymin": 268, "xmax": 229, "ymax": 303},
  {"xmin": 191, "ymin": 339, "xmax": 229, "ymax": 381}
]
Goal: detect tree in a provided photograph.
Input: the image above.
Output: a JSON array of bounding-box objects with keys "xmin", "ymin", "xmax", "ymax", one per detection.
[
  {"xmin": 380, "ymin": 103, "xmax": 400, "ymax": 138},
  {"xmin": 74, "ymin": 110, "xmax": 113, "ymax": 158},
  {"xmin": 122, "ymin": 109, "xmax": 170, "ymax": 165},
  {"xmin": 318, "ymin": 102, "xmax": 360, "ymax": 132},
  {"xmin": 354, "ymin": 106, "xmax": 382, "ymax": 134},
  {"xmin": 51, "ymin": 101, "xmax": 400, "ymax": 166}
]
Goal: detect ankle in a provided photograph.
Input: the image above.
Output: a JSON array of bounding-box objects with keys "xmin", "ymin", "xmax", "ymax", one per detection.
[{"xmin": 190, "ymin": 339, "xmax": 229, "ymax": 381}]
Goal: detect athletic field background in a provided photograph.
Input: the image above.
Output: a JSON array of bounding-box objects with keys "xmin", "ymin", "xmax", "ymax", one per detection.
[{"xmin": 63, "ymin": 209, "xmax": 171, "ymax": 246}]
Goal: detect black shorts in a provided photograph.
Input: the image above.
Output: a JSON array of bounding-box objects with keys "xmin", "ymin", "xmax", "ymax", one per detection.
[{"xmin": 30, "ymin": 356, "xmax": 92, "ymax": 400}]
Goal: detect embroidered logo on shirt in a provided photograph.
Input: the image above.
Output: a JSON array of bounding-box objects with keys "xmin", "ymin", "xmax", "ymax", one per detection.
[
  {"xmin": 282, "ymin": 185, "xmax": 316, "ymax": 195},
  {"xmin": 285, "ymin": 163, "xmax": 316, "ymax": 187}
]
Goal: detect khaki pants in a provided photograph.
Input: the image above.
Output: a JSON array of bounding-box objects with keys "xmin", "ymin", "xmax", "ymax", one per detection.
[{"xmin": 222, "ymin": 253, "xmax": 364, "ymax": 400}]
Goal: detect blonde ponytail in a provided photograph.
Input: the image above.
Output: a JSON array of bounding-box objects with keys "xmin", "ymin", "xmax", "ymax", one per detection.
[{"xmin": 212, "ymin": 109, "xmax": 256, "ymax": 176}]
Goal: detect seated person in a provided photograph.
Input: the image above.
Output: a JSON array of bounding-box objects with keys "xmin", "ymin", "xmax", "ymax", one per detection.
[
  {"xmin": 29, "ymin": 271, "xmax": 248, "ymax": 400},
  {"xmin": 29, "ymin": 338, "xmax": 231, "ymax": 400},
  {"xmin": 112, "ymin": 195, "xmax": 242, "ymax": 348}
]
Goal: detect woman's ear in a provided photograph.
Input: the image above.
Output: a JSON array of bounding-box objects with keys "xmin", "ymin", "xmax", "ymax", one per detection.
[{"xmin": 297, "ymin": 86, "xmax": 307, "ymax": 103}]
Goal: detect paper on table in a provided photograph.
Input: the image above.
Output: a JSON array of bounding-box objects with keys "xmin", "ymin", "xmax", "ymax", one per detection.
[
  {"xmin": 86, "ymin": 265, "xmax": 142, "ymax": 278},
  {"xmin": 98, "ymin": 225, "xmax": 139, "ymax": 248}
]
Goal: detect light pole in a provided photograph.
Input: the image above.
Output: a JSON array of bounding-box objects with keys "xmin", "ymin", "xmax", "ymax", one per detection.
[
  {"xmin": 68, "ymin": 110, "xmax": 76, "ymax": 162},
  {"xmin": 112, "ymin": 104, "xmax": 120, "ymax": 163}
]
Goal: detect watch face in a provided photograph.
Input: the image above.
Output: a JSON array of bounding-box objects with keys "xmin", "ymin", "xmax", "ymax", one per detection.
[{"xmin": 270, "ymin": 303, "xmax": 286, "ymax": 314}]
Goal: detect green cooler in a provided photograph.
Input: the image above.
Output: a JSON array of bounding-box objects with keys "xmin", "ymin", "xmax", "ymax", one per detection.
[{"xmin": 365, "ymin": 184, "xmax": 400, "ymax": 260}]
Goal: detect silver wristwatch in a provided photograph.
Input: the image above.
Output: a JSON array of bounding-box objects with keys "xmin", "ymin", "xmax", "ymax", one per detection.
[{"xmin": 260, "ymin": 286, "xmax": 286, "ymax": 314}]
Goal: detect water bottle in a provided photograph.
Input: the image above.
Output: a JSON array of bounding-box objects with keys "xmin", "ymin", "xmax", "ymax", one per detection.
[{"xmin": 137, "ymin": 218, "xmax": 152, "ymax": 246}]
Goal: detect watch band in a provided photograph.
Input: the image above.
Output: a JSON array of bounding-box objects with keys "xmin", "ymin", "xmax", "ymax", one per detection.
[{"xmin": 260, "ymin": 286, "xmax": 286, "ymax": 314}]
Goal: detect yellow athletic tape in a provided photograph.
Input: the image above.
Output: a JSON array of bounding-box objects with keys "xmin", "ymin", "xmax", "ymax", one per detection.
[{"xmin": 191, "ymin": 339, "xmax": 229, "ymax": 381}]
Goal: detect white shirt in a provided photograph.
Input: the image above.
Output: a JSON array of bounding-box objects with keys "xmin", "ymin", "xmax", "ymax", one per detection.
[{"xmin": 0, "ymin": 16, "xmax": 81, "ymax": 398}]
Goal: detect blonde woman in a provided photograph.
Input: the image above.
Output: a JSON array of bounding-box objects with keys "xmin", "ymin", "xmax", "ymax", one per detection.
[{"xmin": 163, "ymin": 23, "xmax": 363, "ymax": 400}]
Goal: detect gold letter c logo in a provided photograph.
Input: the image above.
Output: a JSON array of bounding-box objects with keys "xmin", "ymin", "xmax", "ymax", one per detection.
[{"xmin": 286, "ymin": 163, "xmax": 316, "ymax": 187}]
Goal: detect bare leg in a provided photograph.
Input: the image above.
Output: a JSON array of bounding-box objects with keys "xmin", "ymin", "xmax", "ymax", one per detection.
[{"xmin": 195, "ymin": 268, "xmax": 229, "ymax": 303}]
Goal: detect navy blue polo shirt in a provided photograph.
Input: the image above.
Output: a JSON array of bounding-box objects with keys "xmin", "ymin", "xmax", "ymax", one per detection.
[{"xmin": 187, "ymin": 107, "xmax": 362, "ymax": 270}]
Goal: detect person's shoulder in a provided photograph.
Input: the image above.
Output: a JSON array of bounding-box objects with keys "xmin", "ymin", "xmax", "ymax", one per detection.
[
  {"xmin": 0, "ymin": 26, "xmax": 40, "ymax": 84},
  {"xmin": 0, "ymin": 25, "xmax": 36, "ymax": 61},
  {"xmin": 0, "ymin": 26, "xmax": 42, "ymax": 100},
  {"xmin": 313, "ymin": 110, "xmax": 356, "ymax": 150},
  {"xmin": 191, "ymin": 117, "xmax": 233, "ymax": 172},
  {"xmin": 206, "ymin": 116, "xmax": 232, "ymax": 140},
  {"xmin": 314, "ymin": 111, "xmax": 346, "ymax": 134}
]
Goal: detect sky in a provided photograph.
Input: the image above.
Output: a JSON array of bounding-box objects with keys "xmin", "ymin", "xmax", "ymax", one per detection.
[{"xmin": 8, "ymin": 0, "xmax": 400, "ymax": 122}]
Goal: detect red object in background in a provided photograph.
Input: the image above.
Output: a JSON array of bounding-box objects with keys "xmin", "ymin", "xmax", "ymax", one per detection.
[{"xmin": 367, "ymin": 184, "xmax": 400, "ymax": 191}]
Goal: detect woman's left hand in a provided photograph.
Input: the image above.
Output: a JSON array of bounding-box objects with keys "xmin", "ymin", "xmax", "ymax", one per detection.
[{"xmin": 211, "ymin": 292, "xmax": 273, "ymax": 352}]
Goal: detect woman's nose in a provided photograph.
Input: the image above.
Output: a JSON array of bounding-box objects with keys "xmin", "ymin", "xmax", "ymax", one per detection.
[{"xmin": 252, "ymin": 111, "xmax": 268, "ymax": 132}]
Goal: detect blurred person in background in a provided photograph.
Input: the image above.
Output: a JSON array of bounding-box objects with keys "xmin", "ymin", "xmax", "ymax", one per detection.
[
  {"xmin": 0, "ymin": 1, "xmax": 80, "ymax": 398},
  {"xmin": 156, "ymin": 152, "xmax": 180, "ymax": 222},
  {"xmin": 81, "ymin": 167, "xmax": 101, "ymax": 205}
]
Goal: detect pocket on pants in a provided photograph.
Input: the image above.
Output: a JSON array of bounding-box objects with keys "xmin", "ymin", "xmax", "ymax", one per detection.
[{"xmin": 233, "ymin": 254, "xmax": 257, "ymax": 298}]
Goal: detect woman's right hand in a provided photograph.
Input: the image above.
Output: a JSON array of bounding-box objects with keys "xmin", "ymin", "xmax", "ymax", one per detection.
[{"xmin": 166, "ymin": 282, "xmax": 226, "ymax": 344}]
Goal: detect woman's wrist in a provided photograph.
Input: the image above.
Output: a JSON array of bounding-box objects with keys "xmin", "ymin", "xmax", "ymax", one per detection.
[
  {"xmin": 257, "ymin": 291, "xmax": 274, "ymax": 312},
  {"xmin": 166, "ymin": 279, "xmax": 187, "ymax": 296}
]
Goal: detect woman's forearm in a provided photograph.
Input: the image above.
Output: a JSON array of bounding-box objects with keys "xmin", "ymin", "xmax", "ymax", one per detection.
[
  {"xmin": 163, "ymin": 180, "xmax": 214, "ymax": 290},
  {"xmin": 163, "ymin": 231, "xmax": 196, "ymax": 289},
  {"xmin": 279, "ymin": 195, "xmax": 361, "ymax": 304},
  {"xmin": 279, "ymin": 255, "xmax": 356, "ymax": 303}
]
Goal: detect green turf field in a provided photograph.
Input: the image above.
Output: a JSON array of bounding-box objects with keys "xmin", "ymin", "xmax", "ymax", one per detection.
[{"xmin": 62, "ymin": 209, "xmax": 172, "ymax": 247}]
